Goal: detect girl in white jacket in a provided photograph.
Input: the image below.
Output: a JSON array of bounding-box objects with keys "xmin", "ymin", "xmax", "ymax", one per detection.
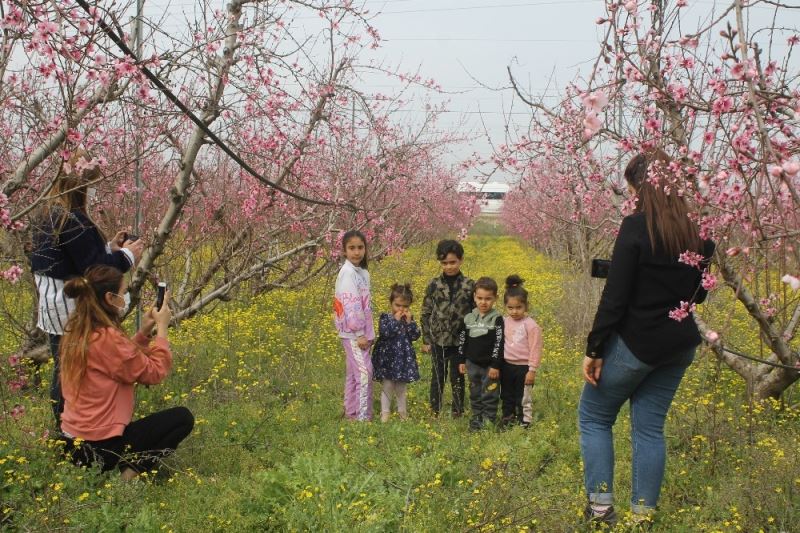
[{"xmin": 333, "ymin": 230, "xmax": 375, "ymax": 421}]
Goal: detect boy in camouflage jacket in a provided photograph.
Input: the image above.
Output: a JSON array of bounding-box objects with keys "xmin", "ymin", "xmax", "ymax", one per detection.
[{"xmin": 421, "ymin": 240, "xmax": 475, "ymax": 416}]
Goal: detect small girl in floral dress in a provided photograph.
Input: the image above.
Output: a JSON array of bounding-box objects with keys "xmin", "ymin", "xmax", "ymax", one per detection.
[{"xmin": 372, "ymin": 283, "xmax": 421, "ymax": 422}]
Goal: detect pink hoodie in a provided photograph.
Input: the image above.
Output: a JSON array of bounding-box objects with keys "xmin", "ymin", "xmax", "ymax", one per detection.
[{"xmin": 503, "ymin": 316, "xmax": 543, "ymax": 370}]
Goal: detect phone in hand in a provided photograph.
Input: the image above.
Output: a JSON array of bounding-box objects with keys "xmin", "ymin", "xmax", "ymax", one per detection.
[
  {"xmin": 591, "ymin": 259, "xmax": 611, "ymax": 279},
  {"xmin": 156, "ymin": 282, "xmax": 167, "ymax": 311},
  {"xmin": 123, "ymin": 232, "xmax": 139, "ymax": 242}
]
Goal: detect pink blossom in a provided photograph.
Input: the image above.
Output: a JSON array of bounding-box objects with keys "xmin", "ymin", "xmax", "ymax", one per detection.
[
  {"xmin": 624, "ymin": 1, "xmax": 638, "ymax": 15},
  {"xmin": 113, "ymin": 59, "xmax": 137, "ymax": 77},
  {"xmin": 1, "ymin": 265, "xmax": 23, "ymax": 283},
  {"xmin": 711, "ymin": 96, "xmax": 733, "ymax": 115},
  {"xmin": 8, "ymin": 354, "xmax": 20, "ymax": 367},
  {"xmin": 676, "ymin": 0, "xmax": 688, "ymax": 7},
  {"xmin": 668, "ymin": 301, "xmax": 695, "ymax": 322},
  {"xmin": 705, "ymin": 330, "xmax": 719, "ymax": 343},
  {"xmin": 781, "ymin": 274, "xmax": 800, "ymax": 291},
  {"xmin": 678, "ymin": 250, "xmax": 704, "ymax": 267},
  {"xmin": 10, "ymin": 404, "xmax": 25, "ymax": 420},
  {"xmin": 644, "ymin": 116, "xmax": 661, "ymax": 132},
  {"xmin": 583, "ymin": 112, "xmax": 602, "ymax": 134},
  {"xmin": 582, "ymin": 90, "xmax": 609, "ymax": 112},
  {"xmin": 781, "ymin": 160, "xmax": 799, "ymax": 176},
  {"xmin": 701, "ymin": 272, "xmax": 717, "ymax": 290}
]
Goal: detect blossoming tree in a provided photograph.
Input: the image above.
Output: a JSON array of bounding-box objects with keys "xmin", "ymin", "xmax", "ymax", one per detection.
[
  {"xmin": 502, "ymin": 0, "xmax": 800, "ymax": 398},
  {"xmin": 0, "ymin": 0, "xmax": 476, "ymax": 360}
]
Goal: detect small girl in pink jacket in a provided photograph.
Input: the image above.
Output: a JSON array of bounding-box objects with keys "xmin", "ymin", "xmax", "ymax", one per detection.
[
  {"xmin": 501, "ymin": 275, "xmax": 543, "ymax": 428},
  {"xmin": 333, "ymin": 230, "xmax": 375, "ymax": 421}
]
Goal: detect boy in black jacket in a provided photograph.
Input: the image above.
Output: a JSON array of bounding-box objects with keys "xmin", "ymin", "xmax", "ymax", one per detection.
[{"xmin": 458, "ymin": 277, "xmax": 504, "ymax": 431}]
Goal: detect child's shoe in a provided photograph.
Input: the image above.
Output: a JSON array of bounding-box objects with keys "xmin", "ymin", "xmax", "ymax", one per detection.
[{"xmin": 380, "ymin": 411, "xmax": 390, "ymax": 423}]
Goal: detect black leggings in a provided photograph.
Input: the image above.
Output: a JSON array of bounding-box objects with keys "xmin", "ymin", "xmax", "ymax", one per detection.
[
  {"xmin": 501, "ymin": 362, "xmax": 528, "ymax": 423},
  {"xmin": 65, "ymin": 407, "xmax": 194, "ymax": 473},
  {"xmin": 48, "ymin": 333, "xmax": 64, "ymax": 426}
]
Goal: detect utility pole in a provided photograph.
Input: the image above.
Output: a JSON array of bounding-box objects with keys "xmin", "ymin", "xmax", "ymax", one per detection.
[{"xmin": 133, "ymin": 0, "xmax": 144, "ymax": 329}]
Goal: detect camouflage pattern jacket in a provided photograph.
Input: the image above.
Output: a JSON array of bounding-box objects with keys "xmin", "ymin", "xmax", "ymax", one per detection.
[{"xmin": 421, "ymin": 273, "xmax": 475, "ymax": 347}]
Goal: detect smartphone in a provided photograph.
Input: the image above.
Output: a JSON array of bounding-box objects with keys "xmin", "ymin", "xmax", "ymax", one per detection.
[
  {"xmin": 156, "ymin": 282, "xmax": 167, "ymax": 311},
  {"xmin": 123, "ymin": 232, "xmax": 139, "ymax": 242},
  {"xmin": 591, "ymin": 258, "xmax": 611, "ymax": 279}
]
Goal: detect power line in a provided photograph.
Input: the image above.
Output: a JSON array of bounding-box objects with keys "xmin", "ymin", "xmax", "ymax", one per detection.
[
  {"xmin": 384, "ymin": 38, "xmax": 597, "ymax": 43},
  {"xmin": 376, "ymin": 0, "xmax": 593, "ymax": 14}
]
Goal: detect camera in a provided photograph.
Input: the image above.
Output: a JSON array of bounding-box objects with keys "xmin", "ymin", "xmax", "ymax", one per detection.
[
  {"xmin": 156, "ymin": 282, "xmax": 167, "ymax": 311},
  {"xmin": 591, "ymin": 259, "xmax": 611, "ymax": 279}
]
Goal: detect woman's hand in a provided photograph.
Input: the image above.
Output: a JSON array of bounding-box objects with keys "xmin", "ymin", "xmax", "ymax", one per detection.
[
  {"xmin": 421, "ymin": 344, "xmax": 431, "ymax": 353},
  {"xmin": 487, "ymin": 368, "xmax": 500, "ymax": 380},
  {"xmin": 458, "ymin": 363, "xmax": 466, "ymax": 375},
  {"xmin": 123, "ymin": 239, "xmax": 144, "ymax": 264},
  {"xmin": 525, "ymin": 370, "xmax": 536, "ymax": 386},
  {"xmin": 583, "ymin": 356, "xmax": 603, "ymax": 386},
  {"xmin": 110, "ymin": 230, "xmax": 129, "ymax": 251},
  {"xmin": 356, "ymin": 336, "xmax": 369, "ymax": 351},
  {"xmin": 138, "ymin": 307, "xmax": 157, "ymax": 337},
  {"xmin": 153, "ymin": 290, "xmax": 172, "ymax": 338}
]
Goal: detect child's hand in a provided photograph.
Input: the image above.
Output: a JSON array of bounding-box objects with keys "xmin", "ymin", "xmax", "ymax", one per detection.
[
  {"xmin": 356, "ymin": 336, "xmax": 369, "ymax": 350},
  {"xmin": 525, "ymin": 370, "xmax": 536, "ymax": 386},
  {"xmin": 458, "ymin": 363, "xmax": 466, "ymax": 375},
  {"xmin": 421, "ymin": 344, "xmax": 431, "ymax": 353},
  {"xmin": 393, "ymin": 310, "xmax": 404, "ymax": 321},
  {"xmin": 488, "ymin": 368, "xmax": 499, "ymax": 380}
]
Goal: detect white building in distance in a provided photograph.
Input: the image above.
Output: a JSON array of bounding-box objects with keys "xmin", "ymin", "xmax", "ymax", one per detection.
[{"xmin": 458, "ymin": 181, "xmax": 510, "ymax": 215}]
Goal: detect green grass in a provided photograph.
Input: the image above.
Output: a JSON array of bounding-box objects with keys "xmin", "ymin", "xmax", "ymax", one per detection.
[{"xmin": 1, "ymin": 237, "xmax": 798, "ymax": 532}]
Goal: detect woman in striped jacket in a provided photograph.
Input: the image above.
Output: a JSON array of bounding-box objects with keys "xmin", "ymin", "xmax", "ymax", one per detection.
[{"xmin": 29, "ymin": 150, "xmax": 143, "ymax": 426}]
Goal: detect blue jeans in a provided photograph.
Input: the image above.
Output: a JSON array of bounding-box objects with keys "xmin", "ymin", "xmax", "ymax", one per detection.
[{"xmin": 578, "ymin": 334, "xmax": 694, "ymax": 512}]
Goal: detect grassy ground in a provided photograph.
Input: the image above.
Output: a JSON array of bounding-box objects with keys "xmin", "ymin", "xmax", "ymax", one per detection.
[{"xmin": 1, "ymin": 236, "xmax": 798, "ymax": 532}]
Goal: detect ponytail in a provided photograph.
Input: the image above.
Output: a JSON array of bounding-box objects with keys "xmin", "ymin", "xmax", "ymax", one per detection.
[
  {"xmin": 60, "ymin": 266, "xmax": 123, "ymax": 390},
  {"xmin": 504, "ymin": 274, "xmax": 528, "ymax": 308}
]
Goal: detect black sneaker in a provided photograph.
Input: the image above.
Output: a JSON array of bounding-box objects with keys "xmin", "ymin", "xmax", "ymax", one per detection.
[{"xmin": 583, "ymin": 504, "xmax": 617, "ymax": 527}]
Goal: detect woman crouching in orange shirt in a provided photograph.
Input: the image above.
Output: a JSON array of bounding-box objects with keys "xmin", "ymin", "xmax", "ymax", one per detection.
[{"xmin": 59, "ymin": 265, "xmax": 193, "ymax": 480}]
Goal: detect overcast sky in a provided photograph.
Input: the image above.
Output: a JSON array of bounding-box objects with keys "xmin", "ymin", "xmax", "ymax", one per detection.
[{"xmin": 141, "ymin": 0, "xmax": 798, "ymax": 182}]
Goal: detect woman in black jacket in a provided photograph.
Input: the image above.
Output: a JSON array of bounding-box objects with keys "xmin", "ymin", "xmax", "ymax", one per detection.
[
  {"xmin": 29, "ymin": 150, "xmax": 144, "ymax": 425},
  {"xmin": 579, "ymin": 150, "xmax": 715, "ymax": 525}
]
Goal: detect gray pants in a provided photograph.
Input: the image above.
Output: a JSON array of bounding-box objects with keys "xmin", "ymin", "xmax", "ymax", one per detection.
[{"xmin": 467, "ymin": 360, "xmax": 500, "ymax": 430}]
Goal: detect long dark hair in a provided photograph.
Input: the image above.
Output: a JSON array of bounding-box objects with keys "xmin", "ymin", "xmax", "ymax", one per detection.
[
  {"xmin": 60, "ymin": 265, "xmax": 124, "ymax": 389},
  {"xmin": 625, "ymin": 150, "xmax": 702, "ymax": 257},
  {"xmin": 43, "ymin": 150, "xmax": 106, "ymax": 239},
  {"xmin": 342, "ymin": 230, "xmax": 368, "ymax": 269}
]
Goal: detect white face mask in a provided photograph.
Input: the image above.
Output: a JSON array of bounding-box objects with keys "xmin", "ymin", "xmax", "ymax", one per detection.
[{"xmin": 111, "ymin": 292, "xmax": 131, "ymax": 316}]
